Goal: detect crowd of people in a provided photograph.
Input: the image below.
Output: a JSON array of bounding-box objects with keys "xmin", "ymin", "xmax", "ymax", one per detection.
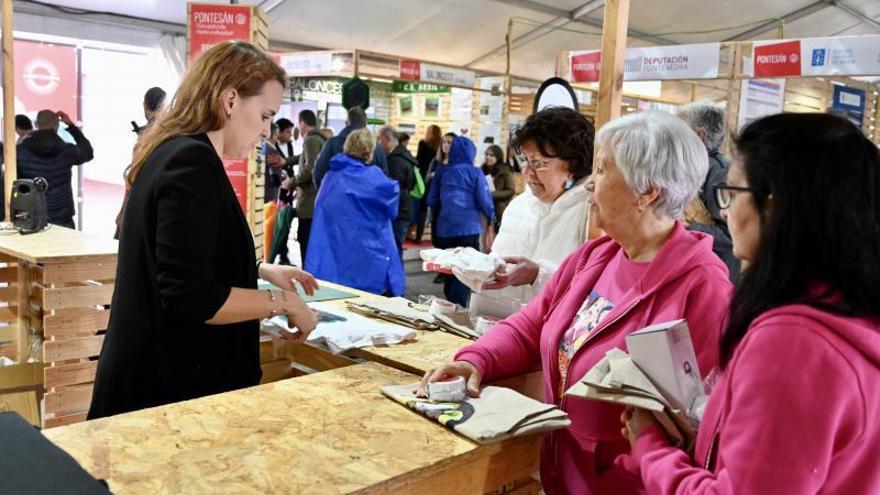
[{"xmin": 51, "ymin": 40, "xmax": 875, "ymax": 494}]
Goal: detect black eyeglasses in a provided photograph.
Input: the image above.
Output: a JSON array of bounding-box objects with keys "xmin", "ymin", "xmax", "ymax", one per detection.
[{"xmin": 713, "ymin": 182, "xmax": 766, "ymax": 209}]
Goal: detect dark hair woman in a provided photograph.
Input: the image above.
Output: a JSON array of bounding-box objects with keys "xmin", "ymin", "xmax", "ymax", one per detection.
[
  {"xmin": 483, "ymin": 107, "xmax": 595, "ymax": 303},
  {"xmin": 412, "ymin": 125, "xmax": 443, "ymax": 243},
  {"xmin": 624, "ymin": 113, "xmax": 880, "ymax": 494},
  {"xmin": 481, "ymin": 144, "xmax": 515, "ymax": 231},
  {"xmin": 90, "ymin": 41, "xmax": 318, "ymax": 419}
]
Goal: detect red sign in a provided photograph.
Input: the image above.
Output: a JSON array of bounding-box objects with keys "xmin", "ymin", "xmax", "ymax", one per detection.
[
  {"xmin": 226, "ymin": 173, "xmax": 249, "ymax": 215},
  {"xmin": 222, "ymin": 157, "xmax": 248, "ymax": 175},
  {"xmin": 570, "ymin": 51, "xmax": 602, "ymax": 83},
  {"xmin": 13, "ymin": 40, "xmax": 79, "ymax": 121},
  {"xmin": 188, "ymin": 3, "xmax": 252, "ymax": 62},
  {"xmin": 222, "ymin": 157, "xmax": 249, "ymax": 214},
  {"xmin": 400, "ymin": 60, "xmax": 421, "ymax": 81},
  {"xmin": 753, "ymin": 40, "xmax": 802, "ymax": 77}
]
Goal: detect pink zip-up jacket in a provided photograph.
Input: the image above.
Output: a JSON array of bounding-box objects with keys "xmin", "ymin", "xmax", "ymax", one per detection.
[
  {"xmin": 632, "ymin": 304, "xmax": 880, "ymax": 494},
  {"xmin": 456, "ymin": 223, "xmax": 733, "ymax": 495}
]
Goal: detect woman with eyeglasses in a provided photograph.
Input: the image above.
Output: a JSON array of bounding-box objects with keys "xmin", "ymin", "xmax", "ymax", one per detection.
[
  {"xmin": 482, "ymin": 107, "xmax": 594, "ymax": 303},
  {"xmin": 422, "ymin": 111, "xmax": 733, "ymax": 494},
  {"xmin": 621, "ymin": 113, "xmax": 880, "ymax": 493}
]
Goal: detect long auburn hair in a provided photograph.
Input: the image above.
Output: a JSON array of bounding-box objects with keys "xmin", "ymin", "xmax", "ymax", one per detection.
[
  {"xmin": 720, "ymin": 113, "xmax": 880, "ymax": 367},
  {"xmin": 125, "ymin": 41, "xmax": 287, "ymax": 187},
  {"xmin": 423, "ymin": 124, "xmax": 442, "ymax": 151}
]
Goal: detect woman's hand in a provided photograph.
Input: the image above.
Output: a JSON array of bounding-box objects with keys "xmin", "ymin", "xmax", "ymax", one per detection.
[
  {"xmin": 621, "ymin": 406, "xmax": 661, "ymax": 449},
  {"xmin": 418, "ymin": 361, "xmax": 482, "ymax": 398},
  {"xmin": 261, "ymin": 263, "xmax": 319, "ymax": 296},
  {"xmin": 483, "ymin": 256, "xmax": 539, "ymax": 290},
  {"xmin": 280, "ymin": 298, "xmax": 318, "ymax": 344}
]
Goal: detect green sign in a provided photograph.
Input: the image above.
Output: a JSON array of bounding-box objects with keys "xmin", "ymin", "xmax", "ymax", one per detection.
[{"xmin": 392, "ymin": 80, "xmax": 451, "ymax": 94}]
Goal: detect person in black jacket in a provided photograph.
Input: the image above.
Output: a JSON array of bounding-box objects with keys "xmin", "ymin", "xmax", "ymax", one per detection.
[
  {"xmin": 413, "ymin": 124, "xmax": 441, "ymax": 243},
  {"xmin": 678, "ymin": 102, "xmax": 741, "ymax": 281},
  {"xmin": 378, "ymin": 126, "xmax": 415, "ymax": 257},
  {"xmin": 16, "ymin": 110, "xmax": 93, "ymax": 228},
  {"xmin": 88, "ymin": 41, "xmax": 318, "ymax": 419}
]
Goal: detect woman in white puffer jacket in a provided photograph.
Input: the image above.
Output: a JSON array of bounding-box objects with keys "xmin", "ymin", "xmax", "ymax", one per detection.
[{"xmin": 485, "ymin": 107, "xmax": 594, "ymax": 302}]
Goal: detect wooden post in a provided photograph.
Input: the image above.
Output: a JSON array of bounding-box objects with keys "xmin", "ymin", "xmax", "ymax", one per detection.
[
  {"xmin": 505, "ymin": 18, "xmax": 513, "ymax": 78},
  {"xmin": 2, "ymin": 0, "xmax": 15, "ymax": 220},
  {"xmin": 594, "ymin": 0, "xmax": 630, "ymax": 129},
  {"xmin": 722, "ymin": 43, "xmax": 744, "ymax": 157},
  {"xmin": 589, "ymin": 0, "xmax": 630, "ymax": 239}
]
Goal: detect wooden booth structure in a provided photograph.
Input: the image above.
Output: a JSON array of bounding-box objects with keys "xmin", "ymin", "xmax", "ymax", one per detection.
[{"xmin": 187, "ymin": 2, "xmax": 272, "ymax": 261}]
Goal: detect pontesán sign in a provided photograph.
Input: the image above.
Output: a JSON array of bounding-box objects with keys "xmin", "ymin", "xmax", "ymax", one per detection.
[
  {"xmin": 753, "ymin": 35, "xmax": 880, "ymax": 77},
  {"xmin": 399, "ymin": 60, "xmax": 475, "ymax": 87},
  {"xmin": 188, "ymin": 3, "xmax": 252, "ymax": 61},
  {"xmin": 570, "ymin": 43, "xmax": 720, "ymax": 82}
]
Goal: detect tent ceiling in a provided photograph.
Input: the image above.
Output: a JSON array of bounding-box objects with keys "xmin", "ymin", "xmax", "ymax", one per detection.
[{"xmin": 18, "ymin": 0, "xmax": 880, "ymax": 80}]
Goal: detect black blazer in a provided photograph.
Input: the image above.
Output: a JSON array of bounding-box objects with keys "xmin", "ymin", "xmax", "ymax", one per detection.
[{"xmin": 89, "ymin": 134, "xmax": 260, "ymax": 419}]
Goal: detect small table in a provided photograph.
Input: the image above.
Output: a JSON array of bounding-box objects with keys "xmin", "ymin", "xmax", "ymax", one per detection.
[
  {"xmin": 43, "ymin": 362, "xmax": 542, "ymax": 494},
  {"xmin": 0, "ymin": 227, "xmax": 117, "ymax": 428}
]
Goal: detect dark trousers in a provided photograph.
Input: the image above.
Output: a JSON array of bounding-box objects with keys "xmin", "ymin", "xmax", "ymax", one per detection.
[
  {"xmin": 414, "ymin": 197, "xmax": 429, "ymax": 244},
  {"xmin": 297, "ymin": 218, "xmax": 312, "ymax": 267},
  {"xmin": 51, "ymin": 217, "xmax": 75, "ymax": 230},
  {"xmin": 435, "ymin": 234, "xmax": 479, "ymax": 307},
  {"xmin": 393, "ymin": 218, "xmax": 409, "ymax": 259}
]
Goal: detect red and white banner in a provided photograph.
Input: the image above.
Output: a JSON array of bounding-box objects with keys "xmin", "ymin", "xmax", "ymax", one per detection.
[
  {"xmin": 14, "ymin": 40, "xmax": 79, "ymax": 121},
  {"xmin": 752, "ymin": 40, "xmax": 802, "ymax": 77},
  {"xmin": 222, "ymin": 157, "xmax": 249, "ymax": 214},
  {"xmin": 570, "ymin": 51, "xmax": 602, "ymax": 83},
  {"xmin": 188, "ymin": 3, "xmax": 252, "ymax": 62},
  {"xmin": 752, "ymin": 35, "xmax": 880, "ymax": 77},
  {"xmin": 569, "ymin": 43, "xmax": 720, "ymax": 83},
  {"xmin": 399, "ymin": 60, "xmax": 475, "ymax": 87}
]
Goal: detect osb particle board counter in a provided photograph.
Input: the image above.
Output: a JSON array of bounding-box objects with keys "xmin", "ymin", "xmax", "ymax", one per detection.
[
  {"xmin": 0, "ymin": 227, "xmax": 117, "ymax": 429},
  {"xmin": 43, "ymin": 362, "xmax": 542, "ymax": 494},
  {"xmin": 285, "ymin": 280, "xmax": 472, "ymax": 376}
]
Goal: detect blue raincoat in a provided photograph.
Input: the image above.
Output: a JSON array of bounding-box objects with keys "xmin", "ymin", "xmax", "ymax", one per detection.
[
  {"xmin": 305, "ymin": 153, "xmax": 405, "ymax": 296},
  {"xmin": 427, "ymin": 137, "xmax": 495, "ymax": 238}
]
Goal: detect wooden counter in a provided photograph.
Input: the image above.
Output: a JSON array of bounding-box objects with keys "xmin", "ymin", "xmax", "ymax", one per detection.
[
  {"xmin": 0, "ymin": 227, "xmax": 117, "ymax": 428},
  {"xmin": 280, "ymin": 280, "xmax": 471, "ymax": 377},
  {"xmin": 43, "ymin": 362, "xmax": 542, "ymax": 494}
]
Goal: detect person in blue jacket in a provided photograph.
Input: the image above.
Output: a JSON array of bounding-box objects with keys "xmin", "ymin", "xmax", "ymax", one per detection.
[
  {"xmin": 313, "ymin": 106, "xmax": 388, "ymax": 189},
  {"xmin": 305, "ymin": 128, "xmax": 405, "ymax": 296},
  {"xmin": 427, "ymin": 136, "xmax": 495, "ymax": 306}
]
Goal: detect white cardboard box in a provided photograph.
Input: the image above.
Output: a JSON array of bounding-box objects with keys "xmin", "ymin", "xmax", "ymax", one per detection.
[{"xmin": 625, "ymin": 319, "xmax": 706, "ymax": 416}]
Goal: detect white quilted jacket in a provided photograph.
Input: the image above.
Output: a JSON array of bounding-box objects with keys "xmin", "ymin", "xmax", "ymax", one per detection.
[{"xmin": 488, "ymin": 178, "xmax": 590, "ymax": 303}]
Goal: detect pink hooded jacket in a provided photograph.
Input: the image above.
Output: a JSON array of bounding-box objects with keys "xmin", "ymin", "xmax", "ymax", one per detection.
[
  {"xmin": 455, "ymin": 223, "xmax": 732, "ymax": 495},
  {"xmin": 632, "ymin": 304, "xmax": 880, "ymax": 494}
]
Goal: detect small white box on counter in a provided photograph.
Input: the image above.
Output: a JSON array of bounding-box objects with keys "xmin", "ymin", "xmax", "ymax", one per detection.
[{"xmin": 625, "ymin": 319, "xmax": 706, "ymax": 416}]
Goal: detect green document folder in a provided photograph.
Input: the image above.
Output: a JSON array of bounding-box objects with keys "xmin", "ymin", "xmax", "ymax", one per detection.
[{"xmin": 257, "ymin": 281, "xmax": 358, "ymax": 303}]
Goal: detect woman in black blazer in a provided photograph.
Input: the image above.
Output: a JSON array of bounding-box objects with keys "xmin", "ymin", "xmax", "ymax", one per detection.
[{"xmin": 88, "ymin": 42, "xmax": 318, "ymax": 419}]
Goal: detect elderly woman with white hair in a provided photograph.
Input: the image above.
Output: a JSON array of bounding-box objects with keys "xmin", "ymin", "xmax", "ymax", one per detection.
[{"xmin": 422, "ymin": 112, "xmax": 734, "ymax": 495}]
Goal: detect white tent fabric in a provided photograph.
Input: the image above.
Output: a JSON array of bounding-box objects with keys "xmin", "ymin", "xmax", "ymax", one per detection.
[
  {"xmin": 14, "ymin": 0, "xmax": 880, "ymax": 80},
  {"xmin": 159, "ymin": 33, "xmax": 187, "ymax": 80}
]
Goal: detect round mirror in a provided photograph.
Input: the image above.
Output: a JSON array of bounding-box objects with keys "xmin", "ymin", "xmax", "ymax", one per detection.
[{"xmin": 533, "ymin": 77, "xmax": 578, "ymax": 113}]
